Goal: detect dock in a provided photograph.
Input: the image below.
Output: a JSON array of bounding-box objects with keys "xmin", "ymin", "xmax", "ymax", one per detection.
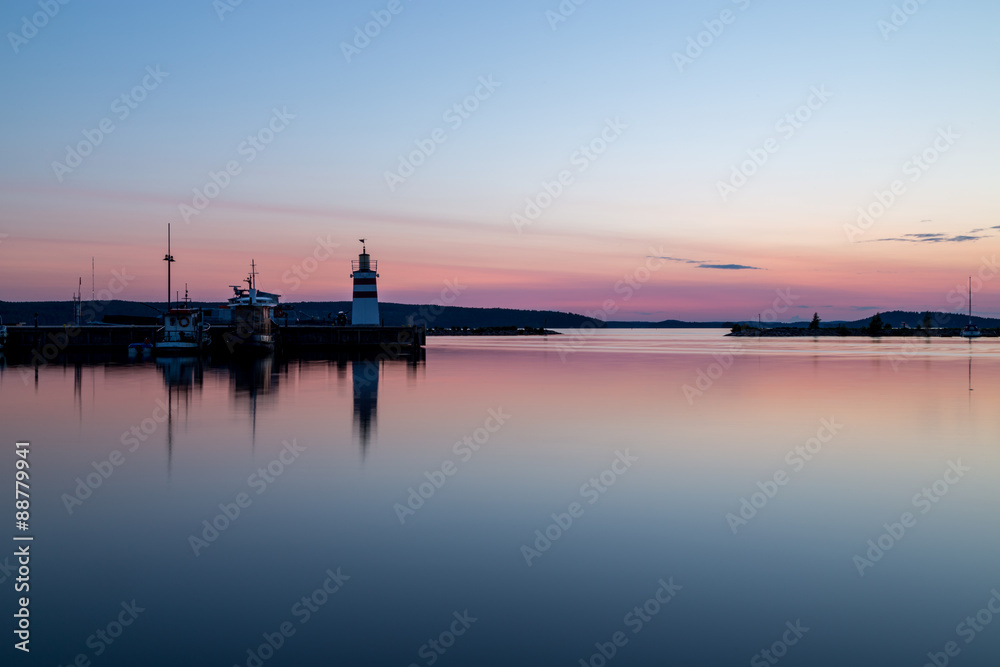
[
  {"xmin": 277, "ymin": 325, "xmax": 424, "ymax": 351},
  {"xmin": 3, "ymin": 324, "xmax": 424, "ymax": 360}
]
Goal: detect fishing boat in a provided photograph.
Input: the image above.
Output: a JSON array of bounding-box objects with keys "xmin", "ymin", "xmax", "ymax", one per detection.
[
  {"xmin": 153, "ymin": 224, "xmax": 211, "ymax": 355},
  {"xmin": 155, "ymin": 298, "xmax": 211, "ymax": 355},
  {"xmin": 224, "ymin": 261, "xmax": 280, "ymax": 354},
  {"xmin": 960, "ymin": 276, "xmax": 980, "ymax": 338}
]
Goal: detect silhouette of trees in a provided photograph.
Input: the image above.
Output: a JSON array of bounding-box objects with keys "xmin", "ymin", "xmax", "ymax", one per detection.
[{"xmin": 866, "ymin": 313, "xmax": 885, "ymax": 335}]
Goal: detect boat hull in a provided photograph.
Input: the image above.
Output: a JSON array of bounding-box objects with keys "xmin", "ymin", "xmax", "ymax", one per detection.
[
  {"xmin": 154, "ymin": 342, "xmax": 203, "ymax": 355},
  {"xmin": 227, "ymin": 334, "xmax": 274, "ymax": 356}
]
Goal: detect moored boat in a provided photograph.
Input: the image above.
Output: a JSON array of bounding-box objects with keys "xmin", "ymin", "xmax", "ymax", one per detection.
[
  {"xmin": 223, "ymin": 261, "xmax": 280, "ymax": 355},
  {"xmin": 960, "ymin": 277, "xmax": 981, "ymax": 338},
  {"xmin": 155, "ymin": 305, "xmax": 211, "ymax": 355}
]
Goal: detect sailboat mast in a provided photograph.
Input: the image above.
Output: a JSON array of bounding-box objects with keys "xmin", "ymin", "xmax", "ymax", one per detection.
[{"xmin": 163, "ymin": 223, "xmax": 175, "ymax": 310}]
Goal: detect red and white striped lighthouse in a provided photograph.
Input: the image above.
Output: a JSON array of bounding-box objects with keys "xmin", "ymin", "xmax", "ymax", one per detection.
[{"xmin": 350, "ymin": 239, "xmax": 380, "ymax": 325}]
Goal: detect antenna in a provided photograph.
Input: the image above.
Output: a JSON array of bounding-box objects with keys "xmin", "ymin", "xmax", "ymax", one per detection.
[
  {"xmin": 74, "ymin": 277, "xmax": 83, "ymax": 325},
  {"xmin": 359, "ymin": 238, "xmax": 366, "ymax": 254},
  {"xmin": 248, "ymin": 259, "xmax": 259, "ymax": 290},
  {"xmin": 91, "ymin": 257, "xmax": 95, "ymax": 302},
  {"xmin": 163, "ymin": 223, "xmax": 175, "ymax": 310}
]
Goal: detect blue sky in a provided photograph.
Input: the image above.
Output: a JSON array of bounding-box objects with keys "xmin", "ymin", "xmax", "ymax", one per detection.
[{"xmin": 1, "ymin": 0, "xmax": 998, "ymax": 319}]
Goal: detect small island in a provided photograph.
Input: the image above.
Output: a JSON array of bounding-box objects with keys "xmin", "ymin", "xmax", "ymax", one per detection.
[{"xmin": 728, "ymin": 311, "xmax": 998, "ymax": 337}]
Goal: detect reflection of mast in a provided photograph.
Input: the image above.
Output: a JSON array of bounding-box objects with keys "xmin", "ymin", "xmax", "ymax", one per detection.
[
  {"xmin": 155, "ymin": 356, "xmax": 203, "ymax": 480},
  {"xmin": 251, "ymin": 389, "xmax": 257, "ymax": 454},
  {"xmin": 74, "ymin": 363, "xmax": 83, "ymax": 422},
  {"xmin": 167, "ymin": 387, "xmax": 173, "ymax": 478},
  {"xmin": 225, "ymin": 356, "xmax": 274, "ymax": 455},
  {"xmin": 352, "ymin": 358, "xmax": 380, "ymax": 458}
]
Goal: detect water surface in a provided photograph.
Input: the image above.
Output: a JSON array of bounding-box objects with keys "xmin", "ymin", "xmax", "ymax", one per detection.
[{"xmin": 1, "ymin": 330, "xmax": 998, "ymax": 666}]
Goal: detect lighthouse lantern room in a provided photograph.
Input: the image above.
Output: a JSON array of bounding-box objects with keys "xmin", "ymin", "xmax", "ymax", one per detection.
[{"xmin": 350, "ymin": 239, "xmax": 380, "ymax": 325}]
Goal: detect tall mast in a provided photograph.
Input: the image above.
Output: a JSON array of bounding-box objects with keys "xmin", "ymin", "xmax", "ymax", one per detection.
[
  {"xmin": 163, "ymin": 224, "xmax": 175, "ymax": 310},
  {"xmin": 968, "ymin": 276, "xmax": 972, "ymax": 323}
]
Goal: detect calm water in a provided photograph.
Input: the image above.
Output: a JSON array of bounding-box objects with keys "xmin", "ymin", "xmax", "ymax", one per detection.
[{"xmin": 2, "ymin": 330, "xmax": 999, "ymax": 666}]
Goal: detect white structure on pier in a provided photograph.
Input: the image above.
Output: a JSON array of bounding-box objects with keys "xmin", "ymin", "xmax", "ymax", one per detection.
[{"xmin": 351, "ymin": 240, "xmax": 380, "ymax": 326}]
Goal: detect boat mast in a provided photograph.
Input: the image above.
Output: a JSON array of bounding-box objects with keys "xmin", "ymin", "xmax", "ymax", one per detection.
[
  {"xmin": 968, "ymin": 276, "xmax": 972, "ymax": 324},
  {"xmin": 163, "ymin": 223, "xmax": 175, "ymax": 310}
]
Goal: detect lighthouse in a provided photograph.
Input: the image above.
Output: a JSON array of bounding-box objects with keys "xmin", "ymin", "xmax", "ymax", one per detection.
[{"xmin": 350, "ymin": 239, "xmax": 380, "ymax": 325}]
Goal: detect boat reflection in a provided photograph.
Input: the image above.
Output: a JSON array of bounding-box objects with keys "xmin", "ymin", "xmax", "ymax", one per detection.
[
  {"xmin": 148, "ymin": 348, "xmax": 426, "ymax": 468},
  {"xmin": 156, "ymin": 355, "xmax": 204, "ymax": 389},
  {"xmin": 155, "ymin": 356, "xmax": 203, "ymax": 477}
]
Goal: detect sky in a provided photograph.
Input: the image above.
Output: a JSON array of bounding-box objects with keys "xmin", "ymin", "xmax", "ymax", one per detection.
[{"xmin": 0, "ymin": 0, "xmax": 998, "ymax": 321}]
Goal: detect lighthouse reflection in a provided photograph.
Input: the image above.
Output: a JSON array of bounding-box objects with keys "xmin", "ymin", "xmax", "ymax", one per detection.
[
  {"xmin": 347, "ymin": 349, "xmax": 425, "ymax": 455},
  {"xmin": 151, "ymin": 349, "xmax": 424, "ymax": 460},
  {"xmin": 353, "ymin": 358, "xmax": 378, "ymax": 455},
  {"xmin": 343, "ymin": 349, "xmax": 425, "ymax": 455}
]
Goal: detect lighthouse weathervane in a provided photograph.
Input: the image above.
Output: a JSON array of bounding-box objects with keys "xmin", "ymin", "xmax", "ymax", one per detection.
[{"xmin": 350, "ymin": 239, "xmax": 380, "ymax": 325}]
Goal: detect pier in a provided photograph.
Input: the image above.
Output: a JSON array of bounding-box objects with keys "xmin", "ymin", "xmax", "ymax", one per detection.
[
  {"xmin": 3, "ymin": 324, "xmax": 424, "ymax": 359},
  {"xmin": 277, "ymin": 324, "xmax": 424, "ymax": 351}
]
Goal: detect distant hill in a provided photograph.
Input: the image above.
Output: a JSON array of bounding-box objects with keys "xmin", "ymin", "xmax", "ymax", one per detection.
[
  {"xmin": 2, "ymin": 302, "xmax": 993, "ymax": 330},
  {"xmin": 604, "ymin": 319, "xmax": 733, "ymax": 328},
  {"xmin": 768, "ymin": 310, "xmax": 1000, "ymax": 329},
  {"xmin": 0, "ymin": 300, "xmax": 602, "ymax": 329}
]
